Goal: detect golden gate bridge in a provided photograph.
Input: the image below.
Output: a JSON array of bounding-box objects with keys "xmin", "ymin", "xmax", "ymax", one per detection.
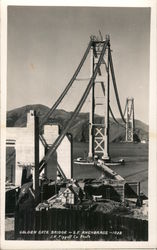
[
  {"xmin": 5, "ymin": 35, "xmax": 149, "ymax": 242},
  {"xmin": 6, "ymin": 34, "xmax": 136, "ymax": 201},
  {"xmin": 38, "ymin": 34, "xmax": 135, "ymax": 174}
]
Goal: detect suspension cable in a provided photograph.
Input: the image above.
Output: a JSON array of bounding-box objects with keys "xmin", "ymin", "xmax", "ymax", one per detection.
[
  {"xmin": 109, "ymin": 105, "xmax": 125, "ymax": 128},
  {"xmin": 109, "ymin": 49, "xmax": 126, "ymax": 124},
  {"xmin": 100, "ymin": 80, "xmax": 125, "ymax": 128},
  {"xmin": 39, "ymin": 41, "xmax": 108, "ymax": 172},
  {"xmin": 123, "ymin": 99, "xmax": 127, "ymax": 118},
  {"xmin": 39, "ymin": 40, "xmax": 93, "ymax": 131}
]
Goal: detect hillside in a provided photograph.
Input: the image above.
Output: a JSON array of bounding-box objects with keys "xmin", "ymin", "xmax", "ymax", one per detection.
[{"xmin": 7, "ymin": 104, "xmax": 149, "ymax": 142}]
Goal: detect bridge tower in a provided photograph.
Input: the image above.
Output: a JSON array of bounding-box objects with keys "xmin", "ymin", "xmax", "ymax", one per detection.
[
  {"xmin": 125, "ymin": 97, "xmax": 135, "ymax": 142},
  {"xmin": 88, "ymin": 35, "xmax": 110, "ymax": 161}
]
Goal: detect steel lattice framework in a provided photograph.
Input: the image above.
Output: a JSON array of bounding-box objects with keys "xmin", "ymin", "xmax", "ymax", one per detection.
[{"xmin": 94, "ymin": 126, "xmax": 105, "ymax": 153}]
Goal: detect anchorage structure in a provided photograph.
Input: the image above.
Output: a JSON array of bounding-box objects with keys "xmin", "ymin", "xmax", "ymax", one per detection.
[{"xmin": 125, "ymin": 98, "xmax": 135, "ymax": 142}]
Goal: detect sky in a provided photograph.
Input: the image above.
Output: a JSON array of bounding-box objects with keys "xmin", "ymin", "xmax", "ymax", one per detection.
[{"xmin": 7, "ymin": 6, "xmax": 150, "ymax": 124}]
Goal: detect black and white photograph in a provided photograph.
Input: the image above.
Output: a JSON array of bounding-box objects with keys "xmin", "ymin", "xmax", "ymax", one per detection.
[{"xmin": 0, "ymin": 0, "xmax": 157, "ymax": 249}]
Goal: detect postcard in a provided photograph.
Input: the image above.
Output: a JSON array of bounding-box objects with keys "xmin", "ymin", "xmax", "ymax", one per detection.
[{"xmin": 0, "ymin": 0, "xmax": 157, "ymax": 249}]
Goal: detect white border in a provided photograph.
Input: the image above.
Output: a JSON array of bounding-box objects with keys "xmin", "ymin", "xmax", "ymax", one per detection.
[
  {"xmin": 0, "ymin": 0, "xmax": 155, "ymax": 7},
  {"xmin": 1, "ymin": 0, "xmax": 157, "ymax": 249}
]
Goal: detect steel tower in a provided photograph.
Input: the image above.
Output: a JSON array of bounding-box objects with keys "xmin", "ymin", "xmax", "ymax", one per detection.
[
  {"xmin": 88, "ymin": 35, "xmax": 110, "ymax": 161},
  {"xmin": 125, "ymin": 97, "xmax": 135, "ymax": 142}
]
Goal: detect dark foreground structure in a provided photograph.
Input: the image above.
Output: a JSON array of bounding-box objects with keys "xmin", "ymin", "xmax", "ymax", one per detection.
[{"xmin": 14, "ymin": 207, "xmax": 148, "ymax": 241}]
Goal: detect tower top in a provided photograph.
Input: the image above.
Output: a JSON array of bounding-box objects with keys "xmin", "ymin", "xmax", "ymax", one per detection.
[
  {"xmin": 105, "ymin": 34, "xmax": 110, "ymax": 41},
  {"xmin": 90, "ymin": 34, "xmax": 110, "ymax": 43}
]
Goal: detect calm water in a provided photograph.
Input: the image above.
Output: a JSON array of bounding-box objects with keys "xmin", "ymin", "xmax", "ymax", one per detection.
[
  {"xmin": 73, "ymin": 142, "xmax": 148, "ymax": 196},
  {"xmin": 6, "ymin": 142, "xmax": 148, "ymax": 196}
]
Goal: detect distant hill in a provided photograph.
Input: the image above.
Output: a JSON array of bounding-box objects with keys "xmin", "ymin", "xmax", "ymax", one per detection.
[{"xmin": 7, "ymin": 104, "xmax": 149, "ymax": 142}]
